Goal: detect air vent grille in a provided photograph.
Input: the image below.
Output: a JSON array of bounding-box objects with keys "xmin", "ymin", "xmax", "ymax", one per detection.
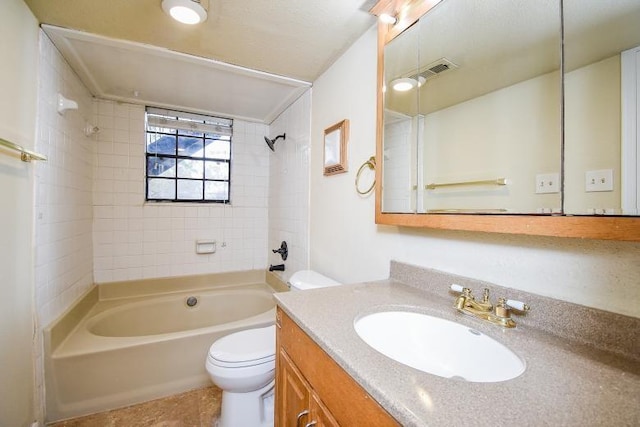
[
  {"xmin": 428, "ymin": 63, "xmax": 451, "ymax": 74},
  {"xmin": 413, "ymin": 58, "xmax": 458, "ymax": 82}
]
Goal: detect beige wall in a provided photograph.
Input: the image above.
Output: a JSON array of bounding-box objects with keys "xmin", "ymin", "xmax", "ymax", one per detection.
[
  {"xmin": 310, "ymin": 26, "xmax": 640, "ymax": 319},
  {"xmin": 0, "ymin": 0, "xmax": 39, "ymax": 425},
  {"xmin": 564, "ymin": 55, "xmax": 621, "ymax": 214},
  {"xmin": 422, "ymin": 71, "xmax": 561, "ymax": 213}
]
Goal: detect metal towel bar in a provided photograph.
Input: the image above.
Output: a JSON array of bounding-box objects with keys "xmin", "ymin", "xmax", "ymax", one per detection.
[
  {"xmin": 0, "ymin": 137, "xmax": 47, "ymax": 162},
  {"xmin": 425, "ymin": 177, "xmax": 507, "ymax": 190},
  {"xmin": 426, "ymin": 208, "xmax": 509, "ymax": 213}
]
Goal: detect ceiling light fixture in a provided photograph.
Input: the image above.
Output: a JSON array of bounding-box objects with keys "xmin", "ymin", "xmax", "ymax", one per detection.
[
  {"xmin": 379, "ymin": 13, "xmax": 398, "ymax": 25},
  {"xmin": 162, "ymin": 0, "xmax": 208, "ymax": 25},
  {"xmin": 391, "ymin": 77, "xmax": 417, "ymax": 92}
]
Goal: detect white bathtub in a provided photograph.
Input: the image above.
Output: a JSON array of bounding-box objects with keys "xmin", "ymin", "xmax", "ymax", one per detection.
[{"xmin": 45, "ymin": 278, "xmax": 277, "ymax": 422}]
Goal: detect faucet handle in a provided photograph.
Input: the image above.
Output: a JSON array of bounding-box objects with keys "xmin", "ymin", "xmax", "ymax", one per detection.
[
  {"xmin": 450, "ymin": 284, "xmax": 465, "ymax": 293},
  {"xmin": 481, "ymin": 288, "xmax": 490, "ymax": 303},
  {"xmin": 495, "ymin": 298, "xmax": 530, "ymax": 319},
  {"xmin": 451, "ymin": 284, "xmax": 474, "ymax": 298},
  {"xmin": 505, "ymin": 299, "xmax": 530, "ymax": 312}
]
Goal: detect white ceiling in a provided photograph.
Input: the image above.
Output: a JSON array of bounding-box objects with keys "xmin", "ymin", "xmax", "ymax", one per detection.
[
  {"xmin": 26, "ymin": 0, "xmax": 378, "ymax": 123},
  {"xmin": 385, "ymin": 0, "xmax": 640, "ymax": 116},
  {"xmin": 43, "ymin": 25, "xmax": 311, "ymax": 123}
]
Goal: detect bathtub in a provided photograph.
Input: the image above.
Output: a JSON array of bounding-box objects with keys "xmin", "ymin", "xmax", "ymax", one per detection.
[{"xmin": 44, "ymin": 271, "xmax": 283, "ymax": 423}]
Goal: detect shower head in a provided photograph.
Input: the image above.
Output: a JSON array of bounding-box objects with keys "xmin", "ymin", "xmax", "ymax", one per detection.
[{"xmin": 264, "ymin": 133, "xmax": 286, "ymax": 151}]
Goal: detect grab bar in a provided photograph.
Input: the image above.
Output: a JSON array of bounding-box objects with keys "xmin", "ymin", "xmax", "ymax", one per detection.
[
  {"xmin": 425, "ymin": 177, "xmax": 507, "ymax": 190},
  {"xmin": 0, "ymin": 137, "xmax": 47, "ymax": 162}
]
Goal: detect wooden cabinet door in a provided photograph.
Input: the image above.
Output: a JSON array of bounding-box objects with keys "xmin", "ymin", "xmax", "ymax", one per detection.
[
  {"xmin": 276, "ymin": 349, "xmax": 311, "ymax": 427},
  {"xmin": 276, "ymin": 307, "xmax": 400, "ymax": 427},
  {"xmin": 309, "ymin": 393, "xmax": 339, "ymax": 427}
]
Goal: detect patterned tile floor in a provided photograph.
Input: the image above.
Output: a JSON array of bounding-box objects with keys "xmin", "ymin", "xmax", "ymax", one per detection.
[{"xmin": 49, "ymin": 386, "xmax": 221, "ymax": 427}]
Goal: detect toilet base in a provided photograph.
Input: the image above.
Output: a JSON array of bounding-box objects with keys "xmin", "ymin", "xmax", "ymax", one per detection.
[{"xmin": 217, "ymin": 379, "xmax": 275, "ymax": 427}]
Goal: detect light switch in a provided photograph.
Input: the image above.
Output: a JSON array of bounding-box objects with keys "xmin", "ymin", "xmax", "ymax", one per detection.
[
  {"xmin": 585, "ymin": 169, "xmax": 613, "ymax": 192},
  {"xmin": 535, "ymin": 173, "xmax": 560, "ymax": 194}
]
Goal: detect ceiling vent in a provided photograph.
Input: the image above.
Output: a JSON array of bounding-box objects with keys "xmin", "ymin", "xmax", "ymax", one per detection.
[{"xmin": 412, "ymin": 58, "xmax": 458, "ymax": 82}]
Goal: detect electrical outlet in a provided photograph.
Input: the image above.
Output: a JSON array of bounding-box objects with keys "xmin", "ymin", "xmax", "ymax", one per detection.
[
  {"xmin": 535, "ymin": 173, "xmax": 560, "ymax": 194},
  {"xmin": 585, "ymin": 169, "xmax": 613, "ymax": 192}
]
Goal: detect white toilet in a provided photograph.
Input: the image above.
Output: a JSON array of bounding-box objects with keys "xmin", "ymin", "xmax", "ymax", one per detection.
[{"xmin": 205, "ymin": 270, "xmax": 340, "ymax": 427}]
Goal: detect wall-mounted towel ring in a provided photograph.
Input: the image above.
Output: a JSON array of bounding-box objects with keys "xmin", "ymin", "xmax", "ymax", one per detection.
[{"xmin": 355, "ymin": 156, "xmax": 376, "ymax": 195}]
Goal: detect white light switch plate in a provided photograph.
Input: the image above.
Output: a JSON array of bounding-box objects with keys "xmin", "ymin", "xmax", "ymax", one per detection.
[
  {"xmin": 585, "ymin": 169, "xmax": 613, "ymax": 192},
  {"xmin": 535, "ymin": 173, "xmax": 560, "ymax": 194}
]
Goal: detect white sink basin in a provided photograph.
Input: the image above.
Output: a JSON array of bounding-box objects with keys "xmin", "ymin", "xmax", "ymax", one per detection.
[{"xmin": 354, "ymin": 311, "xmax": 525, "ymax": 382}]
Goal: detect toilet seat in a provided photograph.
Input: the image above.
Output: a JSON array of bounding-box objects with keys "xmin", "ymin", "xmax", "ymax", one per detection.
[
  {"xmin": 208, "ymin": 325, "xmax": 275, "ymax": 367},
  {"xmin": 207, "ymin": 353, "xmax": 275, "ymax": 368},
  {"xmin": 205, "ymin": 271, "xmax": 340, "ymax": 427}
]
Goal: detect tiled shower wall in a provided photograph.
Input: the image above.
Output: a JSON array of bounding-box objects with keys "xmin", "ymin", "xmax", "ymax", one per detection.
[
  {"xmin": 268, "ymin": 90, "xmax": 311, "ymax": 282},
  {"xmin": 33, "ymin": 31, "xmax": 95, "ymax": 419},
  {"xmin": 92, "ymin": 99, "xmax": 270, "ymax": 282},
  {"xmin": 382, "ymin": 119, "xmax": 413, "ymax": 213},
  {"xmin": 34, "ymin": 32, "xmax": 95, "ymax": 329}
]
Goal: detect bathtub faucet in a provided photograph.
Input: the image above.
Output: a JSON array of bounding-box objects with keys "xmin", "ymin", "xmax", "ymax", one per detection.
[
  {"xmin": 272, "ymin": 241, "xmax": 288, "ymax": 261},
  {"xmin": 269, "ymin": 264, "xmax": 285, "ymax": 272}
]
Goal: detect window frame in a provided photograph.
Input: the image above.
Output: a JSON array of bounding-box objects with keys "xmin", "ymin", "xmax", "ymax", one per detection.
[{"xmin": 144, "ymin": 107, "xmax": 233, "ymax": 204}]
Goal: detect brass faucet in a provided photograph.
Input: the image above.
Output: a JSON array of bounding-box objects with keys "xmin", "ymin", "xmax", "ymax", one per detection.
[{"xmin": 451, "ymin": 285, "xmax": 529, "ymax": 328}]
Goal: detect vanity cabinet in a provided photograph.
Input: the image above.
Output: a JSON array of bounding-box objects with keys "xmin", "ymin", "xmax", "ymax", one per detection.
[
  {"xmin": 278, "ymin": 351, "xmax": 338, "ymax": 427},
  {"xmin": 275, "ymin": 307, "xmax": 398, "ymax": 427}
]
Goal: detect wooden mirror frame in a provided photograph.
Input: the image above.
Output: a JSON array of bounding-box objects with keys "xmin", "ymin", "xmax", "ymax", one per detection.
[
  {"xmin": 372, "ymin": 0, "xmax": 640, "ymax": 241},
  {"xmin": 324, "ymin": 119, "xmax": 349, "ymax": 176}
]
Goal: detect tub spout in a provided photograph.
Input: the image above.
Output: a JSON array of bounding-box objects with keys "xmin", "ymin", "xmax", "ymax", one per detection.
[{"xmin": 269, "ymin": 264, "xmax": 285, "ymax": 272}]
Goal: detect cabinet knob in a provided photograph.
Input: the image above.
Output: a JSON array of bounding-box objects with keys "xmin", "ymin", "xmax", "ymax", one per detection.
[
  {"xmin": 304, "ymin": 422, "xmax": 317, "ymax": 427},
  {"xmin": 296, "ymin": 409, "xmax": 309, "ymax": 427}
]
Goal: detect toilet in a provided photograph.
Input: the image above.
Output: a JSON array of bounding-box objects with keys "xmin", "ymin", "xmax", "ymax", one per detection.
[{"xmin": 205, "ymin": 270, "xmax": 340, "ymax": 427}]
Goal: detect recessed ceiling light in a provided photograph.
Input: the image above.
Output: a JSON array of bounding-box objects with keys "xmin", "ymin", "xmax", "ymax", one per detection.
[
  {"xmin": 391, "ymin": 77, "xmax": 417, "ymax": 92},
  {"xmin": 162, "ymin": 0, "xmax": 207, "ymax": 25}
]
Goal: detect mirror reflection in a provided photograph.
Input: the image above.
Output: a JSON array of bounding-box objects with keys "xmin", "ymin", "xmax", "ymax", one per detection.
[
  {"xmin": 381, "ymin": 0, "xmax": 640, "ymax": 217},
  {"xmin": 564, "ymin": 0, "xmax": 640, "ymax": 216},
  {"xmin": 383, "ymin": 20, "xmax": 420, "ymax": 212},
  {"xmin": 382, "ymin": 0, "xmax": 562, "ymax": 214}
]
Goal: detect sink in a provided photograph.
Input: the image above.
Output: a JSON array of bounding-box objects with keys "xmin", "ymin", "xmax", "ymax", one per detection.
[{"xmin": 354, "ymin": 311, "xmax": 525, "ymax": 382}]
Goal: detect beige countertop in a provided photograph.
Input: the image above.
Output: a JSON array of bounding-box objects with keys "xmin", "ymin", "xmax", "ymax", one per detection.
[{"xmin": 274, "ymin": 279, "xmax": 640, "ymax": 426}]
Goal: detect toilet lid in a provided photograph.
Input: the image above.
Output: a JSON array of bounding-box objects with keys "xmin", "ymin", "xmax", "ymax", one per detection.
[
  {"xmin": 208, "ymin": 325, "xmax": 275, "ymax": 366},
  {"xmin": 288, "ymin": 270, "xmax": 341, "ymax": 290}
]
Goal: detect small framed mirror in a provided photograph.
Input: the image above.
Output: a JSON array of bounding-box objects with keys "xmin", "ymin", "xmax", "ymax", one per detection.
[{"xmin": 323, "ymin": 119, "xmax": 349, "ymax": 175}]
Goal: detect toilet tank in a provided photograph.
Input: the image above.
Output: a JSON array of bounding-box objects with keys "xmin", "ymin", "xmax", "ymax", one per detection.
[{"xmin": 288, "ymin": 270, "xmax": 340, "ymax": 291}]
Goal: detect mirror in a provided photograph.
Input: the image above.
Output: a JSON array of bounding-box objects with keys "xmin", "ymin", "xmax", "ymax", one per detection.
[
  {"xmin": 382, "ymin": 19, "xmax": 420, "ymax": 212},
  {"xmin": 564, "ymin": 0, "xmax": 640, "ymax": 216},
  {"xmin": 324, "ymin": 119, "xmax": 349, "ymax": 175},
  {"xmin": 382, "ymin": 0, "xmax": 562, "ymax": 214},
  {"xmin": 374, "ymin": 0, "xmax": 640, "ymax": 240}
]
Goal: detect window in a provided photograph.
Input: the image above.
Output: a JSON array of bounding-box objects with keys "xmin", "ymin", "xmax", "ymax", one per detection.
[{"xmin": 145, "ymin": 107, "xmax": 232, "ymax": 203}]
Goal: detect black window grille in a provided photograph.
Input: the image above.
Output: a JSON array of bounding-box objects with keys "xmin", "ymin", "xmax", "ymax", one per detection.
[{"xmin": 145, "ymin": 107, "xmax": 232, "ymax": 203}]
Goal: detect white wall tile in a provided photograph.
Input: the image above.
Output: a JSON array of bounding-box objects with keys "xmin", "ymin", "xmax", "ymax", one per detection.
[
  {"xmin": 268, "ymin": 91, "xmax": 312, "ymax": 281},
  {"xmin": 33, "ymin": 30, "xmax": 96, "ymax": 420},
  {"xmin": 92, "ymin": 100, "xmax": 270, "ymax": 281},
  {"xmin": 34, "ymin": 32, "xmax": 94, "ymax": 326}
]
